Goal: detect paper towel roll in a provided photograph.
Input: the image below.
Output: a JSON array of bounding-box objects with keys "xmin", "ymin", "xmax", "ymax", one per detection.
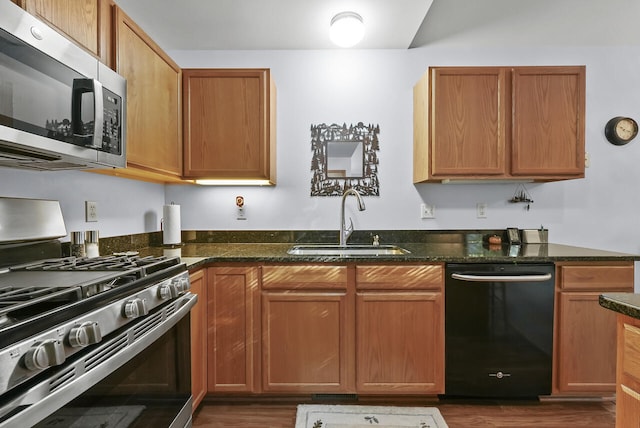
[{"xmin": 163, "ymin": 204, "xmax": 181, "ymax": 245}]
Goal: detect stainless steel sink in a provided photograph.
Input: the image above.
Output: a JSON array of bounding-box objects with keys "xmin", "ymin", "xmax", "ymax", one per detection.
[{"xmin": 287, "ymin": 244, "xmax": 410, "ymax": 256}]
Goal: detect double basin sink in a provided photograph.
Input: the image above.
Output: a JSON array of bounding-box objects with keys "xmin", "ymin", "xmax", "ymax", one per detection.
[{"xmin": 287, "ymin": 244, "xmax": 410, "ymax": 257}]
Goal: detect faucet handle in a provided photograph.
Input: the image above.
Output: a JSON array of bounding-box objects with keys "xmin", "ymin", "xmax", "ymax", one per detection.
[{"xmin": 372, "ymin": 235, "xmax": 380, "ymax": 246}]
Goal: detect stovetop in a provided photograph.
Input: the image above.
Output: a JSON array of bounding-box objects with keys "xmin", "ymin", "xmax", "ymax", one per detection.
[
  {"xmin": 8, "ymin": 254, "xmax": 177, "ymax": 273},
  {"xmin": 0, "ymin": 254, "xmax": 185, "ymax": 347}
]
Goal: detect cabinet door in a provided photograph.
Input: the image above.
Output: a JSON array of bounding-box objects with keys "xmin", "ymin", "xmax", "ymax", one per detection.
[
  {"xmin": 21, "ymin": 0, "xmax": 99, "ymax": 57},
  {"xmin": 356, "ymin": 291, "xmax": 444, "ymax": 394},
  {"xmin": 207, "ymin": 266, "xmax": 259, "ymax": 393},
  {"xmin": 113, "ymin": 7, "xmax": 182, "ymax": 180},
  {"xmin": 189, "ymin": 269, "xmax": 207, "ymax": 410},
  {"xmin": 182, "ymin": 69, "xmax": 276, "ymax": 183},
  {"xmin": 429, "ymin": 67, "xmax": 507, "ymax": 177},
  {"xmin": 556, "ymin": 291, "xmax": 617, "ymax": 393},
  {"xmin": 616, "ymin": 316, "xmax": 640, "ymax": 428},
  {"xmin": 262, "ymin": 291, "xmax": 353, "ymax": 393},
  {"xmin": 554, "ymin": 262, "xmax": 634, "ymax": 395},
  {"xmin": 511, "ymin": 66, "xmax": 585, "ymax": 177}
]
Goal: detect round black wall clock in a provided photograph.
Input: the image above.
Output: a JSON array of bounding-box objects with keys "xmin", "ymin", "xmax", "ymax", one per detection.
[{"xmin": 605, "ymin": 116, "xmax": 638, "ymax": 145}]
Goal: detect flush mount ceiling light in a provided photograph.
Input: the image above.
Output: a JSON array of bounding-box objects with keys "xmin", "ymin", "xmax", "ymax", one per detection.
[{"xmin": 330, "ymin": 11, "xmax": 365, "ymax": 48}]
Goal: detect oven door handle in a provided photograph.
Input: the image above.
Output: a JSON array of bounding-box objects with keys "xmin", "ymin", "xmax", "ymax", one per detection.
[{"xmin": 451, "ymin": 273, "xmax": 552, "ymax": 283}]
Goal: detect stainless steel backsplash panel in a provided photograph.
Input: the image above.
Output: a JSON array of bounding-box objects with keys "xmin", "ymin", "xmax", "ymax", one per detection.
[{"xmin": 0, "ymin": 197, "xmax": 66, "ymax": 243}]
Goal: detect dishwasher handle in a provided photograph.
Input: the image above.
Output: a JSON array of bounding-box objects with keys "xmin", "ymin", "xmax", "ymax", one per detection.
[{"xmin": 451, "ymin": 272, "xmax": 552, "ymax": 283}]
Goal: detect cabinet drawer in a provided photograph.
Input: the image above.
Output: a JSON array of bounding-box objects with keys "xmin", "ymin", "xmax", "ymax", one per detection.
[
  {"xmin": 262, "ymin": 265, "xmax": 347, "ymax": 290},
  {"xmin": 559, "ymin": 263, "xmax": 634, "ymax": 290},
  {"xmin": 356, "ymin": 264, "xmax": 443, "ymax": 290}
]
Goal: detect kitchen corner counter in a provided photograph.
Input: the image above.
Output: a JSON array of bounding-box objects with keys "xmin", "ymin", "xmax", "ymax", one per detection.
[{"xmin": 600, "ymin": 293, "xmax": 640, "ymax": 320}]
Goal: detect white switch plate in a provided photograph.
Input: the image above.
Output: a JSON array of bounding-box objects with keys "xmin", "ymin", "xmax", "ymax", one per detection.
[
  {"xmin": 476, "ymin": 203, "xmax": 487, "ymax": 218},
  {"xmin": 85, "ymin": 201, "xmax": 98, "ymax": 222},
  {"xmin": 420, "ymin": 203, "xmax": 435, "ymax": 219},
  {"xmin": 236, "ymin": 206, "xmax": 246, "ymax": 220}
]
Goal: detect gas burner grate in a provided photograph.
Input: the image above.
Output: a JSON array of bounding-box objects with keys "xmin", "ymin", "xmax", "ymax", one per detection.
[{"xmin": 11, "ymin": 255, "xmax": 174, "ymax": 272}]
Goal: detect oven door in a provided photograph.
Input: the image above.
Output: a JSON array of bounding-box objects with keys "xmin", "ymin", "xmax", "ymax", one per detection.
[{"xmin": 0, "ymin": 293, "xmax": 196, "ymax": 428}]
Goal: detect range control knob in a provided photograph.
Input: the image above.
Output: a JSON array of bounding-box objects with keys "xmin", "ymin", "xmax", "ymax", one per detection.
[
  {"xmin": 23, "ymin": 339, "xmax": 65, "ymax": 371},
  {"xmin": 172, "ymin": 276, "xmax": 190, "ymax": 294},
  {"xmin": 158, "ymin": 283, "xmax": 179, "ymax": 300},
  {"xmin": 68, "ymin": 322, "xmax": 102, "ymax": 348},
  {"xmin": 123, "ymin": 298, "xmax": 148, "ymax": 319}
]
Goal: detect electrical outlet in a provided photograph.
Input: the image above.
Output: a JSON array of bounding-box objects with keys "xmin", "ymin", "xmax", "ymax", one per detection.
[
  {"xmin": 85, "ymin": 201, "xmax": 98, "ymax": 222},
  {"xmin": 420, "ymin": 203, "xmax": 435, "ymax": 219},
  {"xmin": 477, "ymin": 203, "xmax": 487, "ymax": 219}
]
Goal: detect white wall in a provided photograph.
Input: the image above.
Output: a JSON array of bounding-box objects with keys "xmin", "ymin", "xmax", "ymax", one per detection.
[
  {"xmin": 164, "ymin": 45, "xmax": 640, "ymax": 256},
  {"xmin": 1, "ymin": 45, "xmax": 640, "ymax": 259},
  {"xmin": 0, "ymin": 168, "xmax": 165, "ymax": 239}
]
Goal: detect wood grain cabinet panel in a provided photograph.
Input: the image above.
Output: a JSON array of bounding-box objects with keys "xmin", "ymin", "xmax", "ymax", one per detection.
[
  {"xmin": 414, "ymin": 65, "xmax": 585, "ymax": 183},
  {"xmin": 554, "ymin": 262, "xmax": 634, "ymax": 395},
  {"xmin": 21, "ymin": 0, "xmax": 98, "ymax": 57},
  {"xmin": 356, "ymin": 291, "xmax": 444, "ymax": 393},
  {"xmin": 616, "ymin": 315, "xmax": 640, "ymax": 427},
  {"xmin": 355, "ymin": 264, "xmax": 445, "ymax": 394},
  {"xmin": 182, "ymin": 69, "xmax": 276, "ymax": 183},
  {"xmin": 207, "ymin": 266, "xmax": 260, "ymax": 393},
  {"xmin": 18, "ymin": 0, "xmax": 113, "ymax": 67},
  {"xmin": 262, "ymin": 291, "xmax": 353, "ymax": 393},
  {"xmin": 428, "ymin": 67, "xmax": 507, "ymax": 178},
  {"xmin": 556, "ymin": 291, "xmax": 618, "ymax": 392},
  {"xmin": 105, "ymin": 6, "xmax": 183, "ymax": 183},
  {"xmin": 189, "ymin": 269, "xmax": 207, "ymax": 411},
  {"xmin": 511, "ymin": 67, "xmax": 585, "ymax": 177},
  {"xmin": 262, "ymin": 265, "xmax": 347, "ymax": 290},
  {"xmin": 356, "ymin": 264, "xmax": 443, "ymax": 290}
]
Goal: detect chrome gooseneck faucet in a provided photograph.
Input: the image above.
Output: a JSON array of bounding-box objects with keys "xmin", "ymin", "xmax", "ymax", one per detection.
[{"xmin": 340, "ymin": 189, "xmax": 366, "ymax": 246}]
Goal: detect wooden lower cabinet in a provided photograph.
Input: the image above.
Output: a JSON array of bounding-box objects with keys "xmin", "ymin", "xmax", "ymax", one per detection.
[
  {"xmin": 554, "ymin": 262, "xmax": 634, "ymax": 394},
  {"xmin": 355, "ymin": 265, "xmax": 444, "ymax": 394},
  {"xmin": 260, "ymin": 263, "xmax": 444, "ymax": 395},
  {"xmin": 356, "ymin": 292, "xmax": 443, "ymax": 393},
  {"xmin": 615, "ymin": 315, "xmax": 640, "ymax": 427},
  {"xmin": 261, "ymin": 265, "xmax": 353, "ymax": 393},
  {"xmin": 189, "ymin": 269, "xmax": 207, "ymax": 410},
  {"xmin": 262, "ymin": 291, "xmax": 353, "ymax": 392},
  {"xmin": 207, "ymin": 266, "xmax": 260, "ymax": 393}
]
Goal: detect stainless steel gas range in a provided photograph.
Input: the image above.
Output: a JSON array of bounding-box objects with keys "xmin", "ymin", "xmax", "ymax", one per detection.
[{"xmin": 0, "ymin": 197, "xmax": 196, "ymax": 427}]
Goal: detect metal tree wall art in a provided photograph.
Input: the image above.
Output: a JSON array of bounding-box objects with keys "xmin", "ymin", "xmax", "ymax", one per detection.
[{"xmin": 310, "ymin": 122, "xmax": 380, "ymax": 196}]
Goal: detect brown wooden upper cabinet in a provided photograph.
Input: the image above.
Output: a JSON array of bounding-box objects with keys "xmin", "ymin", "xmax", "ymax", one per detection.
[
  {"xmin": 110, "ymin": 6, "xmax": 183, "ymax": 182},
  {"xmin": 182, "ymin": 69, "xmax": 276, "ymax": 184},
  {"xmin": 16, "ymin": 0, "xmax": 113, "ymax": 67},
  {"xmin": 414, "ymin": 66, "xmax": 585, "ymax": 183}
]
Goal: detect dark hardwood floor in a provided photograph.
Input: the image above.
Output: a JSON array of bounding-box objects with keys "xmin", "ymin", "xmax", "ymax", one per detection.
[{"xmin": 192, "ymin": 398, "xmax": 616, "ymax": 427}]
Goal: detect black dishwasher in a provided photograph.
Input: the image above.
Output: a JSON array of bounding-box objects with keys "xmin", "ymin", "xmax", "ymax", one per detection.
[{"xmin": 444, "ymin": 263, "xmax": 555, "ymax": 398}]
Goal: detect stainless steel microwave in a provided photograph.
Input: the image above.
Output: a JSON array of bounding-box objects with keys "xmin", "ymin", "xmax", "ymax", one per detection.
[{"xmin": 0, "ymin": 1, "xmax": 126, "ymax": 171}]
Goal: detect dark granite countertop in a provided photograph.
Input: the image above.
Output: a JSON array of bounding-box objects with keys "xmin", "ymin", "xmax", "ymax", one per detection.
[
  {"xmin": 600, "ymin": 293, "xmax": 640, "ymax": 320},
  {"xmin": 134, "ymin": 242, "xmax": 638, "ymax": 271},
  {"xmin": 96, "ymin": 229, "xmax": 639, "ymax": 270}
]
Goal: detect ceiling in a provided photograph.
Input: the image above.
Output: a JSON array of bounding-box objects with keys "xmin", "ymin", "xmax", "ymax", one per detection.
[
  {"xmin": 113, "ymin": 0, "xmax": 640, "ymax": 51},
  {"xmin": 112, "ymin": 0, "xmax": 434, "ymax": 50}
]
